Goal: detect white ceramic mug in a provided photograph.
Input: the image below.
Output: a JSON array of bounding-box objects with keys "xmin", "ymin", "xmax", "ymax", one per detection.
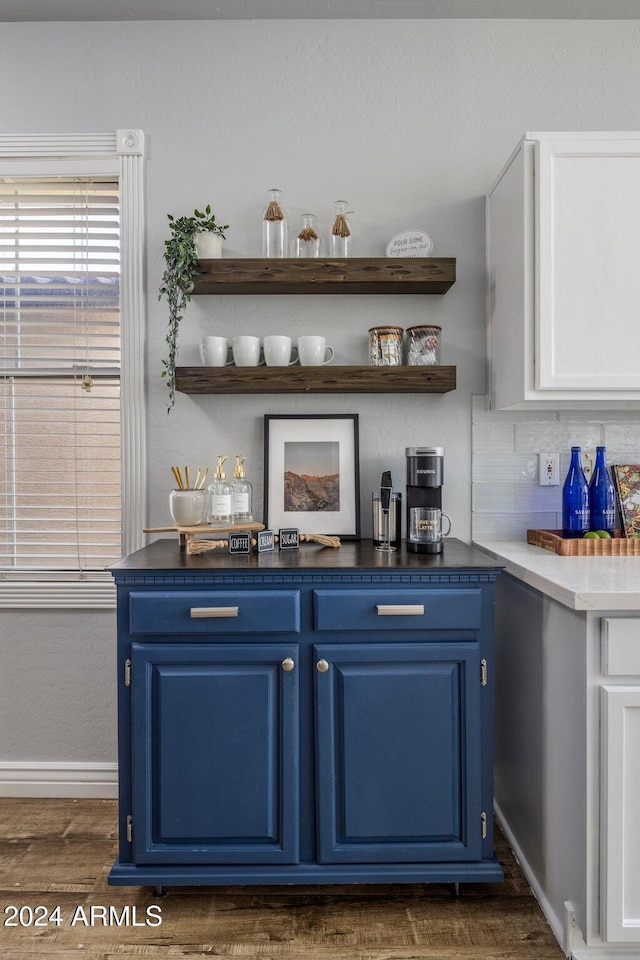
[
  {"xmin": 263, "ymin": 335, "xmax": 298, "ymax": 367},
  {"xmin": 232, "ymin": 336, "xmax": 264, "ymax": 367},
  {"xmin": 200, "ymin": 336, "xmax": 232, "ymax": 367},
  {"xmin": 297, "ymin": 335, "xmax": 334, "ymax": 366}
]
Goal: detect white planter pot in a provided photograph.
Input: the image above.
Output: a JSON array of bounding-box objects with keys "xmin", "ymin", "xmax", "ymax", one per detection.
[{"xmin": 195, "ymin": 232, "xmax": 223, "ymax": 259}]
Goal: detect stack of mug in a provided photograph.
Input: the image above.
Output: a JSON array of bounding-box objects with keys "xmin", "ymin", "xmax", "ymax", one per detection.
[{"xmin": 200, "ymin": 335, "xmax": 334, "ymax": 367}]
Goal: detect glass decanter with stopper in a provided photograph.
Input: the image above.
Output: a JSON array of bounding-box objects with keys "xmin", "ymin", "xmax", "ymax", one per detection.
[
  {"xmin": 231, "ymin": 454, "xmax": 253, "ymax": 523},
  {"xmin": 330, "ymin": 200, "xmax": 352, "ymax": 257},
  {"xmin": 293, "ymin": 213, "xmax": 322, "ymax": 257},
  {"xmin": 262, "ymin": 188, "xmax": 288, "ymax": 258},
  {"xmin": 207, "ymin": 454, "xmax": 233, "ymax": 526}
]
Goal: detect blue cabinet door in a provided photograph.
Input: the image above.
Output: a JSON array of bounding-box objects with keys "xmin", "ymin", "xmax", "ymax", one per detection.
[
  {"xmin": 131, "ymin": 643, "xmax": 299, "ymax": 864},
  {"xmin": 314, "ymin": 642, "xmax": 482, "ymax": 863}
]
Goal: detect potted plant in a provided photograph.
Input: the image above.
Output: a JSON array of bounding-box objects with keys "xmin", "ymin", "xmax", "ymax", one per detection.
[{"xmin": 158, "ymin": 205, "xmax": 229, "ymax": 410}]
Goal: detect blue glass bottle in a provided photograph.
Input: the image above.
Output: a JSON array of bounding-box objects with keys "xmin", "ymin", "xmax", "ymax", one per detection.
[
  {"xmin": 589, "ymin": 446, "xmax": 616, "ymax": 535},
  {"xmin": 562, "ymin": 446, "xmax": 589, "ymax": 538}
]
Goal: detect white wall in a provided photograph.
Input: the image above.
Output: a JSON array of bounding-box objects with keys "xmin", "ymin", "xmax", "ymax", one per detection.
[{"xmin": 2, "ymin": 17, "xmax": 640, "ymax": 779}]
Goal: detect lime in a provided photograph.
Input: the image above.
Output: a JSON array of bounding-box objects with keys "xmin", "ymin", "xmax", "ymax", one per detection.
[
  {"xmin": 583, "ymin": 532, "xmax": 599, "ymax": 539},
  {"xmin": 595, "ymin": 530, "xmax": 612, "ymax": 538}
]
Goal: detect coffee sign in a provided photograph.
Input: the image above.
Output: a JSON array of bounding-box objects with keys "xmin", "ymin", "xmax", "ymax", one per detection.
[
  {"xmin": 386, "ymin": 230, "xmax": 433, "ymax": 258},
  {"xmin": 229, "ymin": 531, "xmax": 251, "ymax": 555}
]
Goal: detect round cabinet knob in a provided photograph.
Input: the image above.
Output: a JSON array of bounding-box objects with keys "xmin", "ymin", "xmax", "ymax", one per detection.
[
  {"xmin": 316, "ymin": 659, "xmax": 329, "ymax": 673},
  {"xmin": 281, "ymin": 657, "xmax": 295, "ymax": 672}
]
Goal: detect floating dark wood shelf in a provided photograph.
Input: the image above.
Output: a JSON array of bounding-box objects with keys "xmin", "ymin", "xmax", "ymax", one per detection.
[
  {"xmin": 191, "ymin": 257, "xmax": 456, "ymax": 295},
  {"xmin": 175, "ymin": 365, "xmax": 456, "ymax": 395}
]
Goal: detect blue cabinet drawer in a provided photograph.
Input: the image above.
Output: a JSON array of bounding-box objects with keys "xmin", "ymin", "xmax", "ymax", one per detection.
[
  {"xmin": 129, "ymin": 591, "xmax": 300, "ymax": 636},
  {"xmin": 314, "ymin": 589, "xmax": 482, "ymax": 632}
]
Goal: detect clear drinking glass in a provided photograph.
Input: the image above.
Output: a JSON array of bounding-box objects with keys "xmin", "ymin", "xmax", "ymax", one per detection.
[{"xmin": 409, "ymin": 507, "xmax": 452, "ymax": 545}]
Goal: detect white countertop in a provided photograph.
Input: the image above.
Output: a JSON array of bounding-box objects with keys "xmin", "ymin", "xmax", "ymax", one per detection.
[{"xmin": 474, "ymin": 540, "xmax": 640, "ymax": 611}]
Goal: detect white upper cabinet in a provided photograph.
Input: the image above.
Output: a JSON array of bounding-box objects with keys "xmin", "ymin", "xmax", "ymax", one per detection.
[{"xmin": 487, "ymin": 133, "xmax": 640, "ymax": 409}]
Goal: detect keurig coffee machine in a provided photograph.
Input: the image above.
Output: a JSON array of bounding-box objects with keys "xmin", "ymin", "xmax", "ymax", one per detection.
[{"xmin": 406, "ymin": 446, "xmax": 445, "ymax": 553}]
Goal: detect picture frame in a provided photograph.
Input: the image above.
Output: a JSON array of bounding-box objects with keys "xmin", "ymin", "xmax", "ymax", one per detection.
[{"xmin": 263, "ymin": 414, "xmax": 360, "ymax": 540}]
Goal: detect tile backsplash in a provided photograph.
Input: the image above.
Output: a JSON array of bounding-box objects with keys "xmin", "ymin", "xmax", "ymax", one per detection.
[{"xmin": 471, "ymin": 396, "xmax": 640, "ymax": 541}]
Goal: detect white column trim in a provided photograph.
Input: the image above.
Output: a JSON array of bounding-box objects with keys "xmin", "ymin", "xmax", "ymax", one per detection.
[{"xmin": 119, "ymin": 149, "xmax": 147, "ymax": 556}]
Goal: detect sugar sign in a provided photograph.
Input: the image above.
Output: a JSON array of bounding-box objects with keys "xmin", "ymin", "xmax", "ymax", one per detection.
[
  {"xmin": 278, "ymin": 528, "xmax": 299, "ymax": 550},
  {"xmin": 385, "ymin": 230, "xmax": 433, "ymax": 258}
]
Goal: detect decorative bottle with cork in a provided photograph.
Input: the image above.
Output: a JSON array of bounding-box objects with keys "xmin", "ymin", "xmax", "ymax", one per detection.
[
  {"xmin": 262, "ymin": 188, "xmax": 288, "ymax": 258},
  {"xmin": 330, "ymin": 200, "xmax": 352, "ymax": 257},
  {"xmin": 232, "ymin": 454, "xmax": 253, "ymax": 523},
  {"xmin": 207, "ymin": 455, "xmax": 232, "ymax": 526},
  {"xmin": 293, "ymin": 213, "xmax": 322, "ymax": 257}
]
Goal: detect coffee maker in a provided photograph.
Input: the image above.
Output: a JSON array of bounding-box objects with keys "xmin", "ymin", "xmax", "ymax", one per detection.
[{"xmin": 405, "ymin": 446, "xmax": 444, "ymax": 553}]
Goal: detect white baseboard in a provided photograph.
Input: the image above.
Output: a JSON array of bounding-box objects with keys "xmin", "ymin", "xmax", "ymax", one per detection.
[
  {"xmin": 494, "ymin": 800, "xmax": 566, "ymax": 952},
  {"xmin": 0, "ymin": 761, "xmax": 117, "ymax": 798}
]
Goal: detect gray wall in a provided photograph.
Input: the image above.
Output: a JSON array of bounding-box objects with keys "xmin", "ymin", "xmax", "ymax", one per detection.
[{"xmin": 2, "ymin": 17, "xmax": 640, "ymax": 772}]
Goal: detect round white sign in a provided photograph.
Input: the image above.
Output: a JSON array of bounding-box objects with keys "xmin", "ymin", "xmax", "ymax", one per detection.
[{"xmin": 386, "ymin": 230, "xmax": 433, "ymax": 258}]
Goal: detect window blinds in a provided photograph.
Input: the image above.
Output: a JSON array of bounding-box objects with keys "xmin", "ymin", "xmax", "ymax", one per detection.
[{"xmin": 0, "ymin": 177, "xmax": 122, "ymax": 569}]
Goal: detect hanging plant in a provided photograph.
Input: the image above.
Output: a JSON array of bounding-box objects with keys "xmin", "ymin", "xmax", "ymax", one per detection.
[{"xmin": 158, "ymin": 205, "xmax": 228, "ymax": 411}]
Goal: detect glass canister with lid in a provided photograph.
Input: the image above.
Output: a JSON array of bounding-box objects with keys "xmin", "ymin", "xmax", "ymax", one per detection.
[
  {"xmin": 405, "ymin": 324, "xmax": 441, "ymax": 365},
  {"xmin": 368, "ymin": 325, "xmax": 403, "ymax": 366}
]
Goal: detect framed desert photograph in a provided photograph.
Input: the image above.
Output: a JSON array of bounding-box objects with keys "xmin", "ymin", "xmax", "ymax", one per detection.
[{"xmin": 264, "ymin": 414, "xmax": 360, "ymax": 539}]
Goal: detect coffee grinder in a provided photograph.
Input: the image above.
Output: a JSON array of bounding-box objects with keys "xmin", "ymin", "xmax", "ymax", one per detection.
[{"xmin": 405, "ymin": 446, "xmax": 444, "ymax": 553}]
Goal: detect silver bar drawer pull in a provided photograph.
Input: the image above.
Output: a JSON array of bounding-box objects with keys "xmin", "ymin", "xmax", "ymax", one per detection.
[
  {"xmin": 190, "ymin": 606, "xmax": 239, "ymax": 619},
  {"xmin": 376, "ymin": 604, "xmax": 425, "ymax": 616}
]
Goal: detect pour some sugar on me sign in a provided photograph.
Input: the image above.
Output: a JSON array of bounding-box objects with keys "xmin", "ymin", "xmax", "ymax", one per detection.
[{"xmin": 386, "ymin": 230, "xmax": 433, "ymax": 258}]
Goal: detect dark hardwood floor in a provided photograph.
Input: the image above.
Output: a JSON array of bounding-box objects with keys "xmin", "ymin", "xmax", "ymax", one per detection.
[{"xmin": 0, "ymin": 799, "xmax": 564, "ymax": 959}]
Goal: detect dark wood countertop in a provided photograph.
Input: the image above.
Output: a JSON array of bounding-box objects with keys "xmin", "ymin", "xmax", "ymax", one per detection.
[{"xmin": 111, "ymin": 538, "xmax": 503, "ymax": 575}]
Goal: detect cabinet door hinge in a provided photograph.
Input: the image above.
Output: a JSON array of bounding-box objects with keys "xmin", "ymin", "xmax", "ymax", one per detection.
[
  {"xmin": 126, "ymin": 814, "xmax": 133, "ymax": 843},
  {"xmin": 481, "ymin": 811, "xmax": 488, "ymax": 839},
  {"xmin": 124, "ymin": 658, "xmax": 132, "ymax": 687},
  {"xmin": 480, "ymin": 658, "xmax": 488, "ymax": 686}
]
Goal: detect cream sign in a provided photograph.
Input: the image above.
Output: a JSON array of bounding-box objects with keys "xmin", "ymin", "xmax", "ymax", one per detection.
[{"xmin": 386, "ymin": 230, "xmax": 433, "ymax": 258}]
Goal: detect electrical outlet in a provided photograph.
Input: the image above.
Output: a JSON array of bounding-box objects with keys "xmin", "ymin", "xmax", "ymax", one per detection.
[
  {"xmin": 581, "ymin": 449, "xmax": 595, "ymax": 482},
  {"xmin": 538, "ymin": 452, "xmax": 560, "ymax": 486}
]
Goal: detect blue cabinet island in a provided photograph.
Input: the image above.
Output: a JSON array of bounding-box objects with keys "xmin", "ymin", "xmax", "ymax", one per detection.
[{"xmin": 109, "ymin": 539, "xmax": 503, "ymax": 889}]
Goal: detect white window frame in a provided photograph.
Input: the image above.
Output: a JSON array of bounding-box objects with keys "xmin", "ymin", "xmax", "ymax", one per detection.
[{"xmin": 0, "ymin": 130, "xmax": 146, "ymax": 608}]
